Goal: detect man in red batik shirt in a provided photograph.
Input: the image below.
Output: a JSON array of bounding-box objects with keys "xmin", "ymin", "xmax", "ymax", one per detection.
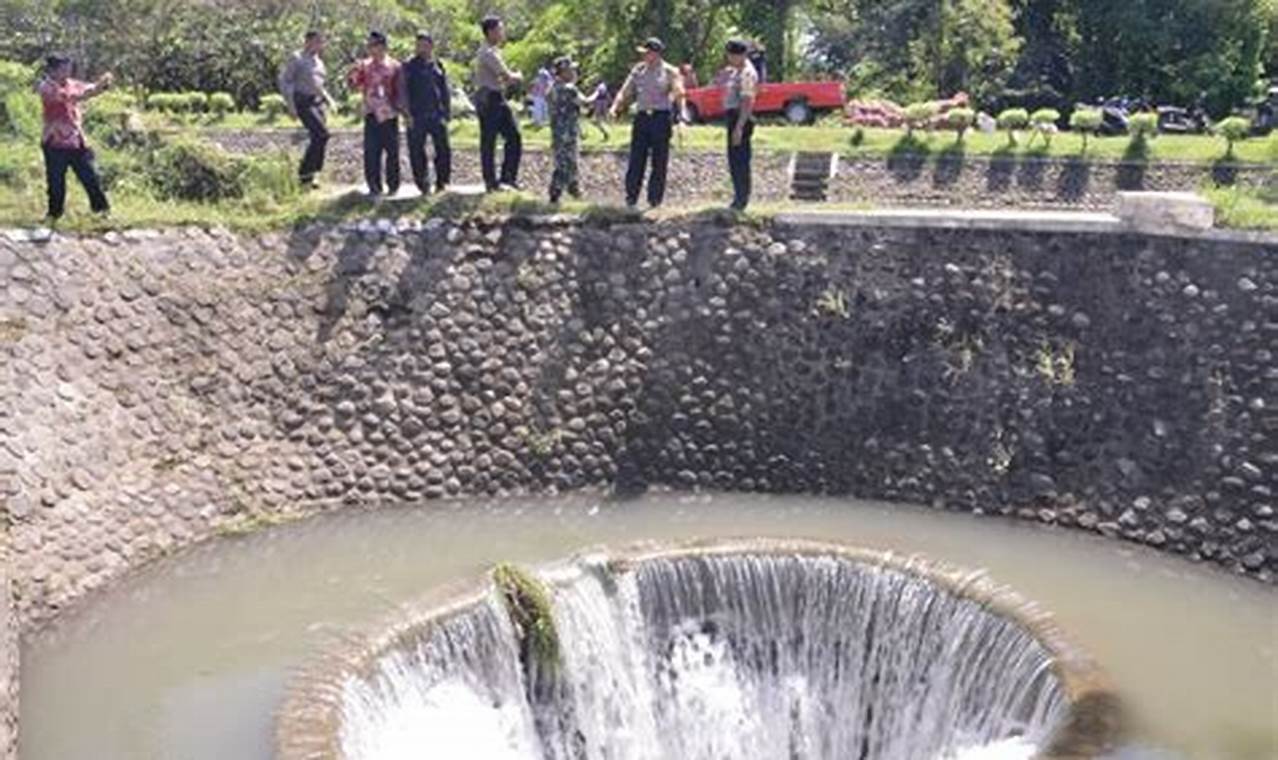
[
  {"xmin": 36, "ymin": 55, "xmax": 114, "ymax": 221},
  {"xmin": 347, "ymin": 31, "xmax": 405, "ymax": 196}
]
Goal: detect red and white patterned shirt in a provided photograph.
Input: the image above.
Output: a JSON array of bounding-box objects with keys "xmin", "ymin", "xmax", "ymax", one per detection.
[
  {"xmin": 348, "ymin": 58, "xmax": 402, "ymax": 123},
  {"xmin": 38, "ymin": 78, "xmax": 91, "ymax": 149}
]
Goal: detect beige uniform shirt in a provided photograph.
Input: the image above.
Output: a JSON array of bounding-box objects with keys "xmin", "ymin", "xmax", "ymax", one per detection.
[
  {"xmin": 723, "ymin": 60, "xmax": 759, "ymax": 111},
  {"xmin": 279, "ymin": 51, "xmax": 328, "ymax": 102},
  {"xmin": 474, "ymin": 44, "xmax": 516, "ymax": 93},
  {"xmin": 618, "ymin": 60, "xmax": 685, "ymax": 112}
]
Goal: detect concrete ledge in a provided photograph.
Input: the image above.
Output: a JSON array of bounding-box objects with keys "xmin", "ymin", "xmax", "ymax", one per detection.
[
  {"xmin": 773, "ymin": 208, "xmax": 1278, "ymax": 245},
  {"xmin": 1116, "ymin": 192, "xmax": 1215, "ymax": 232},
  {"xmin": 775, "ymin": 209, "xmax": 1124, "ymax": 235}
]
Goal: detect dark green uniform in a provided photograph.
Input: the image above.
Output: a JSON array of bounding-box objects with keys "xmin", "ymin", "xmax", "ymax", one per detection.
[{"xmin": 549, "ymin": 81, "xmax": 586, "ymax": 202}]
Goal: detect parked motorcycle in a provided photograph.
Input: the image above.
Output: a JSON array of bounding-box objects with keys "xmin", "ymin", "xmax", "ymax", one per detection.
[
  {"xmin": 1090, "ymin": 96, "xmax": 1148, "ymax": 136},
  {"xmin": 1246, "ymin": 87, "xmax": 1278, "ymax": 136},
  {"xmin": 1157, "ymin": 102, "xmax": 1210, "ymax": 135}
]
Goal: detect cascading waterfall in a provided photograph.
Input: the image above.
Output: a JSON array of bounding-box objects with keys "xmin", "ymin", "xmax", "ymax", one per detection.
[
  {"xmin": 337, "ymin": 594, "xmax": 542, "ymax": 760},
  {"xmin": 542, "ymin": 554, "xmax": 1065, "ymax": 760},
  {"xmin": 288, "ymin": 543, "xmax": 1114, "ymax": 760}
]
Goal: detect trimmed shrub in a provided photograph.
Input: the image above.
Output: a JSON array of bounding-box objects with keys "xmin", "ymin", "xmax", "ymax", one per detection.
[
  {"xmin": 1030, "ymin": 108, "xmax": 1061, "ymax": 128},
  {"xmin": 1028, "ymin": 108, "xmax": 1061, "ymax": 147},
  {"xmin": 903, "ymin": 102, "xmax": 939, "ymax": 134},
  {"xmin": 996, "ymin": 108, "xmax": 1029, "ymax": 145},
  {"xmin": 258, "ymin": 93, "xmax": 287, "ymax": 119},
  {"xmin": 184, "ymin": 92, "xmax": 208, "ymax": 113},
  {"xmin": 946, "ymin": 107, "xmax": 975, "ymax": 140},
  {"xmin": 146, "ymin": 92, "xmax": 181, "ymax": 113},
  {"xmin": 208, "ymin": 92, "xmax": 235, "ymax": 116},
  {"xmin": 1215, "ymin": 116, "xmax": 1251, "ymax": 157},
  {"xmin": 1128, "ymin": 112, "xmax": 1159, "ymax": 139},
  {"xmin": 147, "ymin": 137, "xmax": 247, "ymax": 201},
  {"xmin": 1069, "ymin": 108, "xmax": 1103, "ymax": 152}
]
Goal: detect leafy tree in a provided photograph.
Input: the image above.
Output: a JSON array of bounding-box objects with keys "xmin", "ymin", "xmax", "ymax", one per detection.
[
  {"xmin": 801, "ymin": 0, "xmax": 1020, "ymax": 104},
  {"xmin": 1071, "ymin": 0, "xmax": 1269, "ymax": 116}
]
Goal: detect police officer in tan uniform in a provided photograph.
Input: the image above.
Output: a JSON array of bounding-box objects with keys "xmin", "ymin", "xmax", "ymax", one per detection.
[
  {"xmin": 723, "ymin": 39, "xmax": 759, "ymax": 210},
  {"xmin": 609, "ymin": 37, "xmax": 686, "ymax": 209}
]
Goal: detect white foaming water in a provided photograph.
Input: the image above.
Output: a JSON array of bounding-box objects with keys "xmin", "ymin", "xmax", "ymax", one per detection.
[
  {"xmin": 339, "ymin": 596, "xmax": 544, "ymax": 760},
  {"xmin": 948, "ymin": 737, "xmax": 1039, "ymax": 760},
  {"xmin": 341, "ymin": 553, "xmax": 1066, "ymax": 760}
]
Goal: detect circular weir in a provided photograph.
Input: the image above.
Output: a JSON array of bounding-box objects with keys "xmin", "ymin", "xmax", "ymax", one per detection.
[{"xmin": 277, "ymin": 539, "xmax": 1120, "ymax": 760}]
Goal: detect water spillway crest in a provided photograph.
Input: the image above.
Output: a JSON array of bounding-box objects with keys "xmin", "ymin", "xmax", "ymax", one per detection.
[{"xmin": 278, "ymin": 541, "xmax": 1120, "ymax": 760}]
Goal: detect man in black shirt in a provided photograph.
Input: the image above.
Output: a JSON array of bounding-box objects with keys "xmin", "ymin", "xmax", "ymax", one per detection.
[{"xmin": 400, "ymin": 32, "xmax": 452, "ymax": 193}]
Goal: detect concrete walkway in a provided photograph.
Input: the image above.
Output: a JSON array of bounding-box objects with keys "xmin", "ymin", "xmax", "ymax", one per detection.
[
  {"xmin": 775, "ymin": 208, "xmax": 1123, "ymax": 234},
  {"xmin": 774, "ymin": 207, "xmax": 1277, "ymax": 244}
]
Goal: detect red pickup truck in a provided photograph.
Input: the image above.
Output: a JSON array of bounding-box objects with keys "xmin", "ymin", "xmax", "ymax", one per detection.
[{"xmin": 684, "ymin": 80, "xmax": 845, "ymax": 125}]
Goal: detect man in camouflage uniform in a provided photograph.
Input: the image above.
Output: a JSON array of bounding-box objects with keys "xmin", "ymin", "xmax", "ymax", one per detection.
[
  {"xmin": 548, "ymin": 56, "xmax": 588, "ymax": 203},
  {"xmin": 609, "ymin": 37, "xmax": 686, "ymax": 209}
]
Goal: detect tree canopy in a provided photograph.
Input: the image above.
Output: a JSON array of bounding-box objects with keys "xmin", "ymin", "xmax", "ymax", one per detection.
[{"xmin": 0, "ymin": 0, "xmax": 1272, "ymax": 115}]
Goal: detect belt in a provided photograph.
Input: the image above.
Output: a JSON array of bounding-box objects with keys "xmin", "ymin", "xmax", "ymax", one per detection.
[{"xmin": 637, "ymin": 108, "xmax": 670, "ymax": 116}]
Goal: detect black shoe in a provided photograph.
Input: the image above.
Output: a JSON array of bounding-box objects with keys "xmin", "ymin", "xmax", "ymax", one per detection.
[
  {"xmin": 498, "ymin": 181, "xmax": 522, "ymax": 192},
  {"xmin": 568, "ymin": 184, "xmax": 581, "ymax": 199},
  {"xmin": 436, "ymin": 183, "xmax": 448, "ymax": 193}
]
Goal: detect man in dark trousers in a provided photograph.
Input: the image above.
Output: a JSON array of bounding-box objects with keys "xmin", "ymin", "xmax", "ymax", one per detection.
[
  {"xmin": 36, "ymin": 55, "xmax": 113, "ymax": 221},
  {"xmin": 346, "ymin": 31, "xmax": 404, "ymax": 197},
  {"xmin": 723, "ymin": 39, "xmax": 758, "ymax": 211},
  {"xmin": 473, "ymin": 15, "xmax": 523, "ymax": 192},
  {"xmin": 609, "ymin": 37, "xmax": 686, "ymax": 209},
  {"xmin": 400, "ymin": 32, "xmax": 452, "ymax": 194},
  {"xmin": 279, "ymin": 30, "xmax": 336, "ymax": 189}
]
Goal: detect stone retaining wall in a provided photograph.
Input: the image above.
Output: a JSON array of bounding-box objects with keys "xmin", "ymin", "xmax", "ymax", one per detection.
[
  {"xmin": 205, "ymin": 128, "xmax": 1275, "ymax": 209},
  {"xmin": 2, "ymin": 219, "xmax": 1275, "ymax": 639},
  {"xmin": 4, "ymin": 216, "xmax": 1276, "ymax": 755},
  {"xmin": 0, "ymin": 544, "xmax": 14, "ymax": 760}
]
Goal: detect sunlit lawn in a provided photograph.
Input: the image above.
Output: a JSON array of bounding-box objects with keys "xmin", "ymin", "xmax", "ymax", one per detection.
[{"xmin": 178, "ymin": 111, "xmax": 1278, "ymax": 164}]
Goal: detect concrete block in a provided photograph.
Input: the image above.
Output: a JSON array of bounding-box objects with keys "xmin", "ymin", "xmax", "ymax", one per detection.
[{"xmin": 1117, "ymin": 192, "xmax": 1215, "ymax": 232}]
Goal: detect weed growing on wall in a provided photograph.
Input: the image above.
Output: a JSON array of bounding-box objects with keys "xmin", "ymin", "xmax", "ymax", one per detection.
[{"xmin": 493, "ymin": 563, "xmax": 560, "ymax": 674}]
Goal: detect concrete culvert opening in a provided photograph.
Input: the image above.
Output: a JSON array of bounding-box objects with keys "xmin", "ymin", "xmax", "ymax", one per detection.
[{"xmin": 277, "ymin": 540, "xmax": 1121, "ymax": 760}]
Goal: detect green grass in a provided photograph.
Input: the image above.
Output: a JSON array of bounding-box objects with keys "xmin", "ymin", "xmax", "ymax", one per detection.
[
  {"xmin": 178, "ymin": 111, "xmax": 1278, "ymax": 164},
  {"xmin": 3, "ymin": 105, "xmax": 1274, "ymax": 232},
  {"xmin": 1203, "ymin": 184, "xmax": 1278, "ymax": 231}
]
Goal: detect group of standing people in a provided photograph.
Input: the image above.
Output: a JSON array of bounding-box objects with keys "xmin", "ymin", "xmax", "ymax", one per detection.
[
  {"xmin": 279, "ymin": 17, "xmax": 758, "ymax": 210},
  {"xmin": 279, "ymin": 29, "xmax": 451, "ymax": 197},
  {"xmin": 32, "ymin": 16, "xmax": 759, "ymax": 222}
]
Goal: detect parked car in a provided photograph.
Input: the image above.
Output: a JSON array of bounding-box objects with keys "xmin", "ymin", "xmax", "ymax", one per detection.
[{"xmin": 684, "ymin": 80, "xmax": 845, "ymax": 125}]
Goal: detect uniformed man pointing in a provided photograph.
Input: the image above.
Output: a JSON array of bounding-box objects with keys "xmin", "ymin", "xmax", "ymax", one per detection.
[{"xmin": 609, "ymin": 37, "xmax": 686, "ymax": 209}]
